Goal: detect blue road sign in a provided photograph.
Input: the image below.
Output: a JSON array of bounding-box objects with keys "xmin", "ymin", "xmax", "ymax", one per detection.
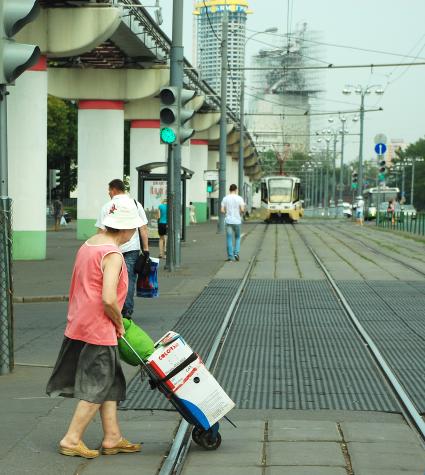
[{"xmin": 375, "ymin": 143, "xmax": 387, "ymax": 155}]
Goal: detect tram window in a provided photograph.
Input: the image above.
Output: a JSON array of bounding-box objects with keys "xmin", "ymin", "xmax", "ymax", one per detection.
[
  {"xmin": 293, "ymin": 183, "xmax": 300, "ymax": 202},
  {"xmin": 261, "ymin": 182, "xmax": 268, "ymax": 202},
  {"xmin": 269, "ymin": 178, "xmax": 292, "ymax": 203}
]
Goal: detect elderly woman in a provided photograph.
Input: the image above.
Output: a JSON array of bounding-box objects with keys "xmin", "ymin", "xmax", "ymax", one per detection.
[{"xmin": 46, "ymin": 196, "xmax": 143, "ymax": 458}]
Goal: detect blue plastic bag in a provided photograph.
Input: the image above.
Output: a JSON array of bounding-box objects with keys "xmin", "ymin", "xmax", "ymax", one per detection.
[{"xmin": 136, "ymin": 257, "xmax": 159, "ymax": 298}]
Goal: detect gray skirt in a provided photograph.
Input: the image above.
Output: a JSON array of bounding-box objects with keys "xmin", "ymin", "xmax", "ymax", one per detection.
[{"xmin": 46, "ymin": 337, "xmax": 126, "ymax": 404}]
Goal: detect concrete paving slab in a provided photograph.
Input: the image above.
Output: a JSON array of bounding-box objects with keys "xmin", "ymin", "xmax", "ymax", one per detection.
[
  {"xmin": 349, "ymin": 441, "xmax": 425, "ymax": 472},
  {"xmin": 341, "ymin": 421, "xmax": 421, "ymax": 445},
  {"xmin": 185, "ymin": 439, "xmax": 263, "ymax": 467},
  {"xmin": 268, "ymin": 468, "xmax": 347, "ymax": 475},
  {"xmin": 183, "ymin": 466, "xmax": 261, "ymax": 475},
  {"xmin": 355, "ymin": 470, "xmax": 424, "ymax": 475},
  {"xmin": 268, "ymin": 420, "xmax": 340, "ymax": 442},
  {"xmin": 267, "ymin": 442, "xmax": 345, "ymax": 466}
]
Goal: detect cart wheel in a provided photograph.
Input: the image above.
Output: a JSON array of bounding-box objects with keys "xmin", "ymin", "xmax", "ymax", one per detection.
[
  {"xmin": 191, "ymin": 427, "xmax": 203, "ymax": 446},
  {"xmin": 198, "ymin": 430, "xmax": 222, "ymax": 451}
]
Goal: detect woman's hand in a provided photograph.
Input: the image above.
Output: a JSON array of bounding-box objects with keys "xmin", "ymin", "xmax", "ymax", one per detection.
[{"xmin": 116, "ymin": 321, "xmax": 125, "ymax": 339}]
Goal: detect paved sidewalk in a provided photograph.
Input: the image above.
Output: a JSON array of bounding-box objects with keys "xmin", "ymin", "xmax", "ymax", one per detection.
[{"xmin": 1, "ymin": 221, "xmax": 257, "ymax": 475}]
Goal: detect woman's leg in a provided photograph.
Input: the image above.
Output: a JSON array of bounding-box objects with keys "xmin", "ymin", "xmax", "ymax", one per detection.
[
  {"xmin": 159, "ymin": 236, "xmax": 164, "ymax": 257},
  {"xmin": 100, "ymin": 401, "xmax": 122, "ymax": 448},
  {"xmin": 60, "ymin": 400, "xmax": 100, "ymax": 448}
]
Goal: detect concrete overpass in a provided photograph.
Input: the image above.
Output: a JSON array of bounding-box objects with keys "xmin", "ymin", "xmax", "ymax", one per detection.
[{"xmin": 9, "ymin": 0, "xmax": 260, "ymax": 259}]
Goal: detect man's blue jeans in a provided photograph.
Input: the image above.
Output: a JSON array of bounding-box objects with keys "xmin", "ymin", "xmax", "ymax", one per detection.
[
  {"xmin": 226, "ymin": 224, "xmax": 241, "ymax": 260},
  {"xmin": 122, "ymin": 250, "xmax": 139, "ymax": 318}
]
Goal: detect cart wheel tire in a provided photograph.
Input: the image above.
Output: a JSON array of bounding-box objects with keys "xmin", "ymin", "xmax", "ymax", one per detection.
[
  {"xmin": 191, "ymin": 427, "xmax": 203, "ymax": 446},
  {"xmin": 199, "ymin": 431, "xmax": 222, "ymax": 450}
]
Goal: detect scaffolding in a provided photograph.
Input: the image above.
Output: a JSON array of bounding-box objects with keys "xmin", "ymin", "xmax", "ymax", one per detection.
[{"xmin": 247, "ymin": 23, "xmax": 322, "ymax": 158}]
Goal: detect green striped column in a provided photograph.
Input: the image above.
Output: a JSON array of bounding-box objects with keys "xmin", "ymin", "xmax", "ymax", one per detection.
[
  {"xmin": 13, "ymin": 231, "xmax": 46, "ymax": 260},
  {"xmin": 77, "ymin": 219, "xmax": 97, "ymax": 240}
]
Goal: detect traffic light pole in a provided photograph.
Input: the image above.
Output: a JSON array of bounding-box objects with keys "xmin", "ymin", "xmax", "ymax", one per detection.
[
  {"xmin": 0, "ymin": 85, "xmax": 13, "ymax": 374},
  {"xmin": 165, "ymin": 144, "xmax": 175, "ymax": 272},
  {"xmin": 169, "ymin": 0, "xmax": 184, "ymax": 267},
  {"xmin": 218, "ymin": 8, "xmax": 228, "ymax": 233},
  {"xmin": 358, "ymin": 93, "xmax": 365, "ymax": 196}
]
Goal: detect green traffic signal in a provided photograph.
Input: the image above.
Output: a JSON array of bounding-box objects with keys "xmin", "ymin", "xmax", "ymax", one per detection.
[{"xmin": 160, "ymin": 127, "xmax": 176, "ymax": 144}]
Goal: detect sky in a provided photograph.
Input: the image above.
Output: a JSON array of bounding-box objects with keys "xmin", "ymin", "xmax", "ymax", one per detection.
[{"xmin": 162, "ymin": 0, "xmax": 425, "ymax": 164}]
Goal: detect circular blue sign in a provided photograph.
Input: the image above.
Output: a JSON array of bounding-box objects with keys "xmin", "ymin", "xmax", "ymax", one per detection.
[{"xmin": 375, "ymin": 143, "xmax": 387, "ymax": 155}]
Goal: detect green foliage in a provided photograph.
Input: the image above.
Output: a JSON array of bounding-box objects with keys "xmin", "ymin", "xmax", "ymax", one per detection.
[{"xmin": 47, "ymin": 96, "xmax": 77, "ymax": 198}]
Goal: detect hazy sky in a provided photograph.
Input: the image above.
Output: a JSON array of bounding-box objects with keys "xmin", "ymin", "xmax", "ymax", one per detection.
[{"xmin": 162, "ymin": 0, "xmax": 425, "ymax": 163}]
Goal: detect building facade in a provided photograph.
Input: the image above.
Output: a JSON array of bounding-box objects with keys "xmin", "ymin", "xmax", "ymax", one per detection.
[{"xmin": 193, "ymin": 0, "xmax": 252, "ymax": 116}]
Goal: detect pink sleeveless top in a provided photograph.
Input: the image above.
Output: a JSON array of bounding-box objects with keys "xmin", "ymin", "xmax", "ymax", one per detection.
[{"xmin": 65, "ymin": 242, "xmax": 128, "ymax": 346}]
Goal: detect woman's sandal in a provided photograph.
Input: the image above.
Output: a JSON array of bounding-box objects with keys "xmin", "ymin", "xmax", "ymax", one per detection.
[
  {"xmin": 102, "ymin": 438, "xmax": 142, "ymax": 455},
  {"xmin": 59, "ymin": 441, "xmax": 99, "ymax": 459}
]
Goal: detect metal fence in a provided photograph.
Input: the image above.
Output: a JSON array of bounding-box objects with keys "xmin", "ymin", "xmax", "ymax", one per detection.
[
  {"xmin": 0, "ymin": 198, "xmax": 13, "ymax": 374},
  {"xmin": 376, "ymin": 212, "xmax": 425, "ymax": 236}
]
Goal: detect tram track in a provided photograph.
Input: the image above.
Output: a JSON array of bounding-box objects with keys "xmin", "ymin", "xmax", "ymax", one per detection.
[
  {"xmin": 327, "ymin": 224, "xmax": 425, "ymax": 280},
  {"xmin": 292, "ymin": 224, "xmax": 425, "ymax": 447},
  {"xmin": 157, "ymin": 225, "xmax": 269, "ymax": 475}
]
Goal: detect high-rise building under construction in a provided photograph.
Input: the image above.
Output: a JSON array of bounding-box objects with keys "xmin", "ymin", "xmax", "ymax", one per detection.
[{"xmin": 193, "ymin": 1, "xmax": 252, "ymax": 115}]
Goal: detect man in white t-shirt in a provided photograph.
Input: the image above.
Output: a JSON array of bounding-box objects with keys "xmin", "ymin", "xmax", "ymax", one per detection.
[
  {"xmin": 96, "ymin": 179, "xmax": 149, "ymax": 318},
  {"xmin": 221, "ymin": 184, "xmax": 245, "ymax": 262},
  {"xmin": 356, "ymin": 197, "xmax": 365, "ymax": 226}
]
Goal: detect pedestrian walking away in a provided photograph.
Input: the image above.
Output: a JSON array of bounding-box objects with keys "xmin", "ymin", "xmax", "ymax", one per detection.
[
  {"xmin": 221, "ymin": 184, "xmax": 245, "ymax": 261},
  {"xmin": 96, "ymin": 179, "xmax": 149, "ymax": 319},
  {"xmin": 356, "ymin": 196, "xmax": 365, "ymax": 226},
  {"xmin": 189, "ymin": 201, "xmax": 197, "ymax": 224},
  {"xmin": 157, "ymin": 199, "xmax": 168, "ymax": 258},
  {"xmin": 46, "ymin": 195, "xmax": 143, "ymax": 459},
  {"xmin": 52, "ymin": 196, "xmax": 63, "ymax": 232}
]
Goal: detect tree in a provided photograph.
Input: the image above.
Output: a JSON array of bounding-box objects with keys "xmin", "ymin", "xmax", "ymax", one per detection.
[
  {"xmin": 404, "ymin": 137, "xmax": 425, "ymax": 210},
  {"xmin": 47, "ymin": 96, "xmax": 77, "ymax": 199}
]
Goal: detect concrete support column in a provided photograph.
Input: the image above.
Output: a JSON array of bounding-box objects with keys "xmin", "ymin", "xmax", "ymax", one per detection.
[
  {"xmin": 227, "ymin": 154, "xmax": 238, "ymax": 189},
  {"xmin": 190, "ymin": 139, "xmax": 208, "ymax": 222},
  {"xmin": 77, "ymin": 100, "xmax": 124, "ymax": 239},
  {"xmin": 129, "ymin": 120, "xmax": 167, "ymax": 199},
  {"xmin": 8, "ymin": 57, "xmax": 48, "ymax": 260}
]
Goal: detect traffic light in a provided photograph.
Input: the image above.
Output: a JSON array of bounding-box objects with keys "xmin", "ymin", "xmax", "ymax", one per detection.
[
  {"xmin": 352, "ymin": 171, "xmax": 358, "ymax": 190},
  {"xmin": 49, "ymin": 169, "xmax": 60, "ymax": 188},
  {"xmin": 159, "ymin": 86, "xmax": 195, "ymax": 145},
  {"xmin": 206, "ymin": 180, "xmax": 213, "ymax": 193},
  {"xmin": 0, "ymin": 0, "xmax": 41, "ymax": 85},
  {"xmin": 378, "ymin": 158, "xmax": 386, "ymax": 182}
]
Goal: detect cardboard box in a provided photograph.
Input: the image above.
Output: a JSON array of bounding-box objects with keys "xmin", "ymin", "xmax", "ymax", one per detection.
[{"xmin": 147, "ymin": 332, "xmax": 235, "ymax": 430}]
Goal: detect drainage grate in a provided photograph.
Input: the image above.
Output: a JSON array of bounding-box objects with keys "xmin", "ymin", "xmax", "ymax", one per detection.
[{"xmin": 121, "ymin": 279, "xmax": 407, "ymax": 413}]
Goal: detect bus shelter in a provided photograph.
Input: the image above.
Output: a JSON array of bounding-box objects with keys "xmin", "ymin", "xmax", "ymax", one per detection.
[{"xmin": 136, "ymin": 162, "xmax": 193, "ymax": 242}]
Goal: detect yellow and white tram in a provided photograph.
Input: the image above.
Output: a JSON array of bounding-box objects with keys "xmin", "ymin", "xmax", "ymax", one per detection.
[{"xmin": 260, "ymin": 176, "xmax": 304, "ymax": 223}]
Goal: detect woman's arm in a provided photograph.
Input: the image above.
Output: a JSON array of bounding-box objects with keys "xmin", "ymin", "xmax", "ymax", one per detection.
[{"xmin": 102, "ymin": 253, "xmax": 125, "ymax": 338}]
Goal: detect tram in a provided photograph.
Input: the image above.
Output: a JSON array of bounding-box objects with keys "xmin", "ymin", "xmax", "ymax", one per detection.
[{"xmin": 260, "ymin": 176, "xmax": 304, "ymax": 223}]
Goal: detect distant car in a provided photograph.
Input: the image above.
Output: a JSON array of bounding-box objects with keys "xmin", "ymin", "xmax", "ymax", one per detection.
[
  {"xmin": 401, "ymin": 204, "xmax": 417, "ymax": 219},
  {"xmin": 342, "ymin": 202, "xmax": 352, "ymax": 218}
]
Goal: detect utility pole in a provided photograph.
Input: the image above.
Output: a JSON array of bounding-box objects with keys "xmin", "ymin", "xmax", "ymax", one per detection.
[
  {"xmin": 411, "ymin": 158, "xmax": 416, "ymax": 206},
  {"xmin": 217, "ymin": 8, "xmax": 228, "ymax": 233},
  {"xmin": 238, "ymin": 66, "xmax": 245, "ymax": 194},
  {"xmin": 332, "ymin": 134, "xmax": 337, "ymax": 209},
  {"xmin": 169, "ymin": 0, "xmax": 184, "ymax": 266},
  {"xmin": 358, "ymin": 93, "xmax": 365, "ymax": 196},
  {"xmin": 338, "ymin": 120, "xmax": 346, "ymax": 213}
]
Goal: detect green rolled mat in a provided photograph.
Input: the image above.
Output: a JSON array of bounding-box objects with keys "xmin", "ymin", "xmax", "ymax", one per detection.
[{"xmin": 118, "ymin": 318, "xmax": 155, "ymax": 366}]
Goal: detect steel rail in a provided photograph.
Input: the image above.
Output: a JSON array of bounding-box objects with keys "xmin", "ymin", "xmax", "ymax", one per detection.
[
  {"xmin": 158, "ymin": 225, "xmax": 268, "ymax": 475},
  {"xmin": 294, "ymin": 225, "xmax": 425, "ymax": 446}
]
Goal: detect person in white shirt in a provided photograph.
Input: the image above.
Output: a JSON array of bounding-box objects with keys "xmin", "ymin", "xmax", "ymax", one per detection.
[
  {"xmin": 220, "ymin": 184, "xmax": 245, "ymax": 262},
  {"xmin": 96, "ymin": 179, "xmax": 149, "ymax": 318},
  {"xmin": 356, "ymin": 197, "xmax": 365, "ymax": 226}
]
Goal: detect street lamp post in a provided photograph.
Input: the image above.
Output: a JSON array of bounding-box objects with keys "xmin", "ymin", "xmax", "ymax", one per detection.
[
  {"xmin": 238, "ymin": 27, "xmax": 278, "ymax": 193},
  {"xmin": 338, "ymin": 117, "xmax": 347, "ymax": 214},
  {"xmin": 342, "ymin": 85, "xmax": 384, "ymax": 197}
]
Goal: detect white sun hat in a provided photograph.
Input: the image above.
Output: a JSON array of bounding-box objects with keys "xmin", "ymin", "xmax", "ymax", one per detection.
[{"xmin": 102, "ymin": 195, "xmax": 143, "ymax": 230}]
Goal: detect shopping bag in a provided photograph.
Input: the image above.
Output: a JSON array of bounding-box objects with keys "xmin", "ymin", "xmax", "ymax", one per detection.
[
  {"xmin": 60, "ymin": 216, "xmax": 67, "ymax": 226},
  {"xmin": 118, "ymin": 318, "xmax": 155, "ymax": 365},
  {"xmin": 136, "ymin": 257, "xmax": 159, "ymax": 298}
]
